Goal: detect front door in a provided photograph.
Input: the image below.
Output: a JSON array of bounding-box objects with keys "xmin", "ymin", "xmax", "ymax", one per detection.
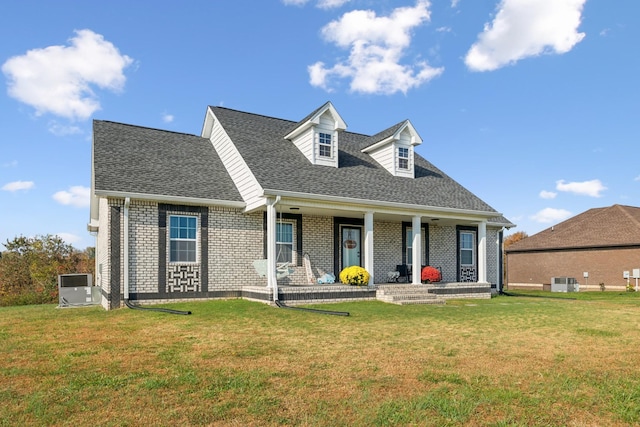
[{"xmin": 342, "ymin": 227, "xmax": 361, "ymax": 269}]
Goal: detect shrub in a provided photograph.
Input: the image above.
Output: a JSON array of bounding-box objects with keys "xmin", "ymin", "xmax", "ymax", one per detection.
[
  {"xmin": 339, "ymin": 266, "xmax": 370, "ymax": 286},
  {"xmin": 421, "ymin": 266, "xmax": 441, "ymax": 283}
]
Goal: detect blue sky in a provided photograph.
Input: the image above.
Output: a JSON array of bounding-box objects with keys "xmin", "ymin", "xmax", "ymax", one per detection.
[{"xmin": 1, "ymin": 0, "xmax": 638, "ymax": 249}]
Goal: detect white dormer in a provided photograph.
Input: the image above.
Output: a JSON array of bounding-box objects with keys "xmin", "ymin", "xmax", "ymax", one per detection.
[
  {"xmin": 361, "ymin": 120, "xmax": 422, "ymax": 178},
  {"xmin": 284, "ymin": 102, "xmax": 347, "ymax": 168}
]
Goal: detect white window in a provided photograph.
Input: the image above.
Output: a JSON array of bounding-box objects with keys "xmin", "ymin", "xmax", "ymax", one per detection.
[
  {"xmin": 276, "ymin": 222, "xmax": 293, "ymax": 264},
  {"xmin": 460, "ymin": 231, "xmax": 474, "ymax": 266},
  {"xmin": 319, "ymin": 132, "xmax": 332, "ymax": 158},
  {"xmin": 406, "ymin": 228, "xmax": 413, "ymax": 266},
  {"xmin": 169, "ymin": 215, "xmax": 197, "ymax": 262},
  {"xmin": 398, "ymin": 147, "xmax": 409, "ymax": 170}
]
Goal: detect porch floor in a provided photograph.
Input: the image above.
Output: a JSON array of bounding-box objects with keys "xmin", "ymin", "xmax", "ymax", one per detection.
[{"xmin": 242, "ymin": 281, "xmax": 491, "ymax": 306}]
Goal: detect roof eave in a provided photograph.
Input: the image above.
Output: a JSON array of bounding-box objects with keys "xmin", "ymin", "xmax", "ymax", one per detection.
[
  {"xmin": 261, "ymin": 188, "xmax": 500, "ymax": 220},
  {"xmin": 94, "ymin": 190, "xmax": 246, "ymax": 209}
]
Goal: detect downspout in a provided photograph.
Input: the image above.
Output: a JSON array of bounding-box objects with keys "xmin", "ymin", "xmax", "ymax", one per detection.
[
  {"xmin": 123, "ymin": 197, "xmax": 191, "ymax": 315},
  {"xmin": 268, "ymin": 196, "xmax": 281, "ymax": 302},
  {"xmin": 123, "ymin": 197, "xmax": 130, "ymax": 303}
]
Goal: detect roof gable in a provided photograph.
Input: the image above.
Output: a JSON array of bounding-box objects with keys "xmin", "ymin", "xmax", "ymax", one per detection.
[
  {"xmin": 92, "ymin": 120, "xmax": 243, "ymax": 203},
  {"xmin": 284, "ymin": 101, "xmax": 347, "ymax": 140},
  {"xmin": 507, "ymin": 204, "xmax": 640, "ymax": 252}
]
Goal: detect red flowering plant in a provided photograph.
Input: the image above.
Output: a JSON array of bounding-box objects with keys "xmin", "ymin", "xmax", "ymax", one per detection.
[{"xmin": 421, "ymin": 266, "xmax": 441, "ymax": 284}]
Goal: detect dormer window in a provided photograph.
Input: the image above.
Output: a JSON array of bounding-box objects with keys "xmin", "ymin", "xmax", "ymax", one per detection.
[
  {"xmin": 361, "ymin": 119, "xmax": 422, "ymax": 178},
  {"xmin": 398, "ymin": 147, "xmax": 409, "ymax": 170},
  {"xmin": 284, "ymin": 102, "xmax": 346, "ymax": 168},
  {"xmin": 319, "ymin": 132, "xmax": 332, "ymax": 158}
]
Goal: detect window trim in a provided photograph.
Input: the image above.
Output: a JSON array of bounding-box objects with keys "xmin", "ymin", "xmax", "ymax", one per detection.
[
  {"xmin": 459, "ymin": 231, "xmax": 475, "ymax": 266},
  {"xmin": 398, "ymin": 146, "xmax": 409, "ymax": 170},
  {"xmin": 169, "ymin": 214, "xmax": 198, "ymax": 263},
  {"xmin": 318, "ymin": 131, "xmax": 333, "ymax": 158},
  {"xmin": 276, "ymin": 221, "xmax": 294, "ymax": 265}
]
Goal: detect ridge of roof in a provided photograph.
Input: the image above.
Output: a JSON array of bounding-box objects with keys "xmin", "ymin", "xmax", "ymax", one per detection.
[
  {"xmin": 360, "ymin": 121, "xmax": 407, "ymax": 150},
  {"xmin": 94, "ymin": 119, "xmax": 199, "ymax": 138}
]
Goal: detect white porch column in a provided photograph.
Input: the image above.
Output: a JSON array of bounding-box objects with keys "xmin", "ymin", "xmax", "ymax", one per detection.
[
  {"xmin": 412, "ymin": 215, "xmax": 422, "ymax": 285},
  {"xmin": 478, "ymin": 220, "xmax": 488, "ymax": 283},
  {"xmin": 266, "ymin": 198, "xmax": 277, "ymax": 299},
  {"xmin": 364, "ymin": 211, "xmax": 374, "ymax": 286}
]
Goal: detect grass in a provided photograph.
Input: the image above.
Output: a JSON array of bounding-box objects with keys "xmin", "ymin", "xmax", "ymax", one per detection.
[{"xmin": 1, "ymin": 291, "xmax": 640, "ymax": 426}]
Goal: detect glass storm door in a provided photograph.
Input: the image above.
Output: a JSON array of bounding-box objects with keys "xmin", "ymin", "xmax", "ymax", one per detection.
[{"xmin": 342, "ymin": 227, "xmax": 361, "ymax": 269}]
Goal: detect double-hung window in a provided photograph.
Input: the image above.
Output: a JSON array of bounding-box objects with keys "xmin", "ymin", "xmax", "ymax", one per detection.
[
  {"xmin": 398, "ymin": 147, "xmax": 409, "ymax": 170},
  {"xmin": 276, "ymin": 222, "xmax": 293, "ymax": 264},
  {"xmin": 460, "ymin": 231, "xmax": 474, "ymax": 266},
  {"xmin": 169, "ymin": 215, "xmax": 197, "ymax": 262},
  {"xmin": 318, "ymin": 132, "xmax": 332, "ymax": 158},
  {"xmin": 406, "ymin": 228, "xmax": 413, "ymax": 266}
]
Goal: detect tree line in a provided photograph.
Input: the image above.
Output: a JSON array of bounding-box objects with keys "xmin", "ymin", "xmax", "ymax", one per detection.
[{"xmin": 0, "ymin": 235, "xmax": 94, "ymax": 306}]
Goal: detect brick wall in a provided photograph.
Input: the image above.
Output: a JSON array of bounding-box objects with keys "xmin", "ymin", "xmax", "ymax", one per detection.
[
  {"xmin": 506, "ymin": 247, "xmax": 640, "ymax": 291},
  {"xmin": 429, "ymin": 225, "xmax": 457, "ymax": 282}
]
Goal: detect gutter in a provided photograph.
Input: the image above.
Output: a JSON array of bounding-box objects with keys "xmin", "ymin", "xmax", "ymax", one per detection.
[
  {"xmin": 261, "ymin": 188, "xmax": 501, "ymax": 220},
  {"xmin": 95, "ymin": 190, "xmax": 245, "ymax": 209}
]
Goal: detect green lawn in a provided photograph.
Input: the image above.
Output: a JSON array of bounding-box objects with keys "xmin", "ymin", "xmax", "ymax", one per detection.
[{"xmin": 2, "ymin": 292, "xmax": 640, "ymax": 426}]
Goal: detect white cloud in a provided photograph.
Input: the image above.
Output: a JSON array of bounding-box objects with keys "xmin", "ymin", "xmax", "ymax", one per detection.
[
  {"xmin": 308, "ymin": 0, "xmax": 444, "ymax": 94},
  {"xmin": 634, "ymin": 175, "xmax": 640, "ymax": 182},
  {"xmin": 451, "ymin": 0, "xmax": 460, "ymax": 7},
  {"xmin": 282, "ymin": 0, "xmax": 349, "ymax": 7},
  {"xmin": 2, "ymin": 180, "xmax": 35, "ymax": 192},
  {"xmin": 465, "ymin": 0, "xmax": 586, "ymax": 72},
  {"xmin": 2, "ymin": 29, "xmax": 133, "ymax": 120},
  {"xmin": 52, "ymin": 185, "xmax": 90, "ymax": 207},
  {"xmin": 162, "ymin": 113, "xmax": 175, "ymax": 123},
  {"xmin": 56, "ymin": 232, "xmax": 82, "ymax": 245},
  {"xmin": 556, "ymin": 179, "xmax": 607, "ymax": 197},
  {"xmin": 539, "ymin": 190, "xmax": 557, "ymax": 199},
  {"xmin": 318, "ymin": 0, "xmax": 351, "ymax": 9},
  {"xmin": 48, "ymin": 121, "xmax": 82, "ymax": 136},
  {"xmin": 531, "ymin": 207, "xmax": 572, "ymax": 223},
  {"xmin": 2, "ymin": 160, "xmax": 18, "ymax": 168}
]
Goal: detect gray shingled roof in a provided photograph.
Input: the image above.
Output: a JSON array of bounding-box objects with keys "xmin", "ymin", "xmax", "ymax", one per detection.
[
  {"xmin": 93, "ymin": 120, "xmax": 243, "ymax": 202},
  {"xmin": 210, "ymin": 106, "xmax": 503, "ymax": 214},
  {"xmin": 506, "ymin": 204, "xmax": 640, "ymax": 252}
]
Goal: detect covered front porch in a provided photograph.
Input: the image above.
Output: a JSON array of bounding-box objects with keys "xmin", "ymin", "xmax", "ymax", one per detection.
[{"xmin": 255, "ymin": 190, "xmax": 506, "ymax": 303}]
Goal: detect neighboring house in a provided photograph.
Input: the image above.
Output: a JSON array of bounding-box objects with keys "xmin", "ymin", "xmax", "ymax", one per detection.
[
  {"xmin": 506, "ymin": 204, "xmax": 640, "ymax": 291},
  {"xmin": 89, "ymin": 102, "xmax": 514, "ymax": 310}
]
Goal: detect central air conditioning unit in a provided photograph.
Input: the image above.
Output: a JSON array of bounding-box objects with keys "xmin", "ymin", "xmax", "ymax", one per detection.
[
  {"xmin": 551, "ymin": 277, "xmax": 577, "ymax": 292},
  {"xmin": 58, "ymin": 274, "xmax": 100, "ymax": 307}
]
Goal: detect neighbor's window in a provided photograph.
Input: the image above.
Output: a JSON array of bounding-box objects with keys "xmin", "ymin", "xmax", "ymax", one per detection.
[
  {"xmin": 319, "ymin": 132, "xmax": 332, "ymax": 158},
  {"xmin": 398, "ymin": 147, "xmax": 409, "ymax": 170},
  {"xmin": 169, "ymin": 215, "xmax": 197, "ymax": 262},
  {"xmin": 276, "ymin": 222, "xmax": 293, "ymax": 264},
  {"xmin": 460, "ymin": 231, "xmax": 474, "ymax": 266}
]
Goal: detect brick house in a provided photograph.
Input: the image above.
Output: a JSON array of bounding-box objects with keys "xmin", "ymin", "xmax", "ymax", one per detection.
[
  {"xmin": 506, "ymin": 204, "xmax": 640, "ymax": 291},
  {"xmin": 89, "ymin": 102, "xmax": 514, "ymax": 310}
]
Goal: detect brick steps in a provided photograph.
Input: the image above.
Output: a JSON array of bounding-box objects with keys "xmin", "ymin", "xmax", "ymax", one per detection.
[{"xmin": 376, "ymin": 284, "xmax": 445, "ymax": 305}]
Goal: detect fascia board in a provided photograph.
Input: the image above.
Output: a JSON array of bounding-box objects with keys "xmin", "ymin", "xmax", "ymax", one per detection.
[
  {"xmin": 94, "ymin": 190, "xmax": 246, "ymax": 208},
  {"xmin": 261, "ymin": 188, "xmax": 500, "ymax": 220},
  {"xmin": 361, "ymin": 135, "xmax": 394, "ymax": 153}
]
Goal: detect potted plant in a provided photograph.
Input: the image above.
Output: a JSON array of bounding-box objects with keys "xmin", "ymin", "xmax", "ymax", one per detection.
[
  {"xmin": 421, "ymin": 266, "xmax": 441, "ymax": 284},
  {"xmin": 339, "ymin": 266, "xmax": 370, "ymax": 286}
]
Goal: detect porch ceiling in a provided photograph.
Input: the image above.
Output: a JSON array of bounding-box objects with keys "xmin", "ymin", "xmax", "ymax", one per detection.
[{"xmin": 272, "ymin": 203, "xmax": 480, "ymax": 226}]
